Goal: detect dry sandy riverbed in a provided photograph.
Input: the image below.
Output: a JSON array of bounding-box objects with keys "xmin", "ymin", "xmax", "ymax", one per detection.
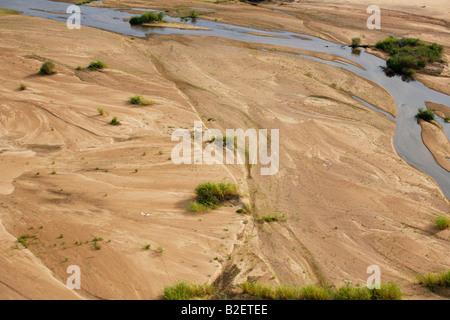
[{"xmin": 0, "ymin": 1, "xmax": 449, "ymax": 299}]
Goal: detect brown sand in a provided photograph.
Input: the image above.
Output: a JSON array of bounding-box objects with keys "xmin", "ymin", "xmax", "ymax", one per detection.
[
  {"xmin": 0, "ymin": 1, "xmax": 449, "ymax": 300},
  {"xmin": 420, "ymin": 120, "xmax": 450, "ymax": 172},
  {"xmin": 426, "ymin": 101, "xmax": 450, "ymax": 120}
]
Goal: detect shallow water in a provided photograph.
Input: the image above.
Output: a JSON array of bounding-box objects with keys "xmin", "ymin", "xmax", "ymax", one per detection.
[{"xmin": 2, "ymin": 0, "xmax": 450, "ymax": 198}]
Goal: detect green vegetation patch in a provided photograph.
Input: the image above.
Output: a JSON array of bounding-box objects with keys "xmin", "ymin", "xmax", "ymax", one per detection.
[
  {"xmin": 415, "ymin": 108, "xmax": 435, "ymax": 123},
  {"xmin": 375, "ymin": 36, "xmax": 444, "ymax": 76},
  {"xmin": 434, "ymin": 216, "xmax": 449, "ymax": 230},
  {"xmin": 241, "ymin": 281, "xmax": 402, "ymax": 300},
  {"xmin": 163, "ymin": 282, "xmax": 216, "ymax": 300},
  {"xmin": 88, "ymin": 60, "xmax": 108, "ymax": 71},
  {"xmin": 259, "ymin": 214, "xmax": 280, "ymax": 223},
  {"xmin": 0, "ymin": 9, "xmax": 20, "ymax": 16},
  {"xmin": 129, "ymin": 95, "xmax": 155, "ymax": 106},
  {"xmin": 17, "ymin": 234, "xmax": 38, "ymax": 248},
  {"xmin": 417, "ymin": 270, "xmax": 450, "ymax": 291},
  {"xmin": 129, "ymin": 12, "xmax": 165, "ymax": 25},
  {"xmin": 39, "ymin": 61, "xmax": 57, "ymax": 75},
  {"xmin": 187, "ymin": 182, "xmax": 239, "ymax": 212}
]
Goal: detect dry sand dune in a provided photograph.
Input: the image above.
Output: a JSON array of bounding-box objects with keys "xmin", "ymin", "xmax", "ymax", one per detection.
[{"xmin": 0, "ymin": 1, "xmax": 449, "ymax": 300}]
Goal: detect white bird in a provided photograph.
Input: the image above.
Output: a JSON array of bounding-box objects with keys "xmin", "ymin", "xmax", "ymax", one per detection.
[{"xmin": 323, "ymin": 163, "xmax": 332, "ymax": 168}]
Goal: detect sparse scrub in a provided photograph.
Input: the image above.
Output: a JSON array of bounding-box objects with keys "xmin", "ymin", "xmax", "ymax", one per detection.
[
  {"xmin": 259, "ymin": 214, "xmax": 279, "ymax": 223},
  {"xmin": 129, "ymin": 11, "xmax": 165, "ymax": 25},
  {"xmin": 39, "ymin": 61, "xmax": 56, "ymax": 75},
  {"xmin": 434, "ymin": 216, "xmax": 449, "ymax": 230},
  {"xmin": 88, "ymin": 60, "xmax": 108, "ymax": 71},
  {"xmin": 93, "ymin": 241, "xmax": 101, "ymax": 250},
  {"xmin": 97, "ymin": 108, "xmax": 109, "ymax": 116},
  {"xmin": 417, "ymin": 270, "xmax": 450, "ymax": 291},
  {"xmin": 129, "ymin": 95, "xmax": 155, "ymax": 106},
  {"xmin": 17, "ymin": 235, "xmax": 37, "ymax": 248},
  {"xmin": 181, "ymin": 9, "xmax": 200, "ymax": 21},
  {"xmin": 163, "ymin": 282, "xmax": 216, "ymax": 300}
]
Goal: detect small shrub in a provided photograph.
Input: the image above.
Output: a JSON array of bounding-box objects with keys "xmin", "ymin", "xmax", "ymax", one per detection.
[
  {"xmin": 93, "ymin": 241, "xmax": 101, "ymax": 250},
  {"xmin": 19, "ymin": 83, "xmax": 26, "ymax": 91},
  {"xmin": 181, "ymin": 9, "xmax": 200, "ymax": 21},
  {"xmin": 415, "ymin": 108, "xmax": 435, "ymax": 122},
  {"xmin": 88, "ymin": 60, "xmax": 108, "ymax": 71},
  {"xmin": 163, "ymin": 282, "xmax": 215, "ymax": 300},
  {"xmin": 110, "ymin": 116, "xmax": 121, "ymax": 126},
  {"xmin": 39, "ymin": 61, "xmax": 56, "ymax": 75},
  {"xmin": 129, "ymin": 95, "xmax": 155, "ymax": 106},
  {"xmin": 196, "ymin": 182, "xmax": 238, "ymax": 207},
  {"xmin": 351, "ymin": 37, "xmax": 361, "ymax": 48},
  {"xmin": 144, "ymin": 244, "xmax": 151, "ymax": 250},
  {"xmin": 435, "ymin": 216, "xmax": 449, "ymax": 230},
  {"xmin": 58, "ymin": 234, "xmax": 64, "ymax": 239},
  {"xmin": 97, "ymin": 108, "xmax": 108, "ymax": 116},
  {"xmin": 76, "ymin": 66, "xmax": 82, "ymax": 70}
]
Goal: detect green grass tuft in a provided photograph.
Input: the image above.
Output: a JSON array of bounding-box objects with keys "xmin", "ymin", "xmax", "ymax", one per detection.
[
  {"xmin": 417, "ymin": 270, "xmax": 450, "ymax": 291},
  {"xmin": 163, "ymin": 282, "xmax": 216, "ymax": 300},
  {"xmin": 240, "ymin": 281, "xmax": 401, "ymax": 300},
  {"xmin": 88, "ymin": 61, "xmax": 108, "ymax": 71},
  {"xmin": 129, "ymin": 95, "xmax": 155, "ymax": 106},
  {"xmin": 186, "ymin": 182, "xmax": 239, "ymax": 212}
]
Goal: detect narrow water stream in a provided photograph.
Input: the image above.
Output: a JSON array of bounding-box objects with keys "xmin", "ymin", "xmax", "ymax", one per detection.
[{"xmin": 1, "ymin": 0, "xmax": 449, "ymax": 198}]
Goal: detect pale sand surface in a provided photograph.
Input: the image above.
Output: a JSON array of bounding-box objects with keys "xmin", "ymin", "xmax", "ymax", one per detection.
[{"xmin": 0, "ymin": 1, "xmax": 449, "ymax": 299}]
